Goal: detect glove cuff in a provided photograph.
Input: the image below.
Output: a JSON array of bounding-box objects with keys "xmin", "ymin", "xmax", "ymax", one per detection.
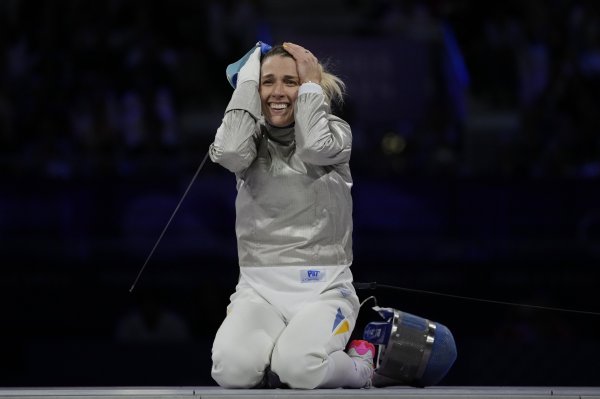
[{"xmin": 225, "ymin": 81, "xmax": 262, "ymax": 120}]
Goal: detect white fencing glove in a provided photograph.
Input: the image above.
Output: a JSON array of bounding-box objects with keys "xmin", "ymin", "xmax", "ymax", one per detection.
[{"xmin": 226, "ymin": 42, "xmax": 271, "ymax": 88}]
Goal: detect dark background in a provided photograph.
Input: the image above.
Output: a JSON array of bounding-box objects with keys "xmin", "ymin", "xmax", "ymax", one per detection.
[{"xmin": 1, "ymin": 0, "xmax": 600, "ymax": 387}]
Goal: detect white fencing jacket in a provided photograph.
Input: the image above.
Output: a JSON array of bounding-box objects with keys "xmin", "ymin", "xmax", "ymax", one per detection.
[{"xmin": 209, "ymin": 80, "xmax": 355, "ymax": 316}]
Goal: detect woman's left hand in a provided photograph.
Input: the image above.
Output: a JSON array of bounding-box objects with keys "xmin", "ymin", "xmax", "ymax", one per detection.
[{"xmin": 283, "ymin": 42, "xmax": 322, "ymax": 85}]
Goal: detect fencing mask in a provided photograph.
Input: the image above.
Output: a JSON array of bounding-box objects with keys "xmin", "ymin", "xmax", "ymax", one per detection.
[{"xmin": 363, "ymin": 306, "xmax": 457, "ymax": 387}]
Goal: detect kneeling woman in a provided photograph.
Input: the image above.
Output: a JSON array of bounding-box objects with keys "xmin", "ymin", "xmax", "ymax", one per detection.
[{"xmin": 209, "ymin": 42, "xmax": 374, "ymax": 389}]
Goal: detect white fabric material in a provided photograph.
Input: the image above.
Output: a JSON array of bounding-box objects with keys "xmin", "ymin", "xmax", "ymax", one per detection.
[
  {"xmin": 299, "ymin": 82, "xmax": 324, "ymax": 95},
  {"xmin": 239, "ymin": 264, "xmax": 352, "ymax": 320},
  {"xmin": 237, "ymin": 47, "xmax": 262, "ymax": 86},
  {"xmin": 319, "ymin": 349, "xmax": 373, "ymax": 388},
  {"xmin": 211, "ymin": 269, "xmax": 364, "ymax": 389},
  {"xmin": 210, "ymin": 89, "xmax": 353, "ymax": 269}
]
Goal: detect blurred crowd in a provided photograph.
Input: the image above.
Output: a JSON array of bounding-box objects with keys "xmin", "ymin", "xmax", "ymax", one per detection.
[
  {"xmin": 0, "ymin": 0, "xmax": 598, "ymax": 179},
  {"xmin": 449, "ymin": 0, "xmax": 600, "ymax": 178},
  {"xmin": 0, "ymin": 0, "xmax": 263, "ymax": 178}
]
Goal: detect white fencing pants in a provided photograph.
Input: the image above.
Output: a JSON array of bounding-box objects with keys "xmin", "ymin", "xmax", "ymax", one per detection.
[{"xmin": 210, "ymin": 279, "xmax": 368, "ymax": 389}]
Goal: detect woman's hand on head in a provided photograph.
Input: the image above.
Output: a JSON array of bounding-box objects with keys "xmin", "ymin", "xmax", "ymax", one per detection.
[{"xmin": 283, "ymin": 42, "xmax": 322, "ymax": 85}]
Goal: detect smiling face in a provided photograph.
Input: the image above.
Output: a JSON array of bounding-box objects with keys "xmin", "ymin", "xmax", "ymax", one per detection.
[{"xmin": 260, "ymin": 54, "xmax": 300, "ymax": 127}]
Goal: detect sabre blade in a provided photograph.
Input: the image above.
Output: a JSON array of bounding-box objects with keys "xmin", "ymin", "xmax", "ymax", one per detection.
[{"xmin": 129, "ymin": 150, "xmax": 210, "ymax": 292}]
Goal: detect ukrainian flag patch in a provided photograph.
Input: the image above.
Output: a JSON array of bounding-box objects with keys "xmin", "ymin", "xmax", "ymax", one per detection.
[{"xmin": 332, "ymin": 307, "xmax": 350, "ymax": 335}]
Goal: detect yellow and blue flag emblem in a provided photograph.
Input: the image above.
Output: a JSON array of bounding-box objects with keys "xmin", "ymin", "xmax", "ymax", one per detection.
[{"xmin": 332, "ymin": 307, "xmax": 350, "ymax": 335}]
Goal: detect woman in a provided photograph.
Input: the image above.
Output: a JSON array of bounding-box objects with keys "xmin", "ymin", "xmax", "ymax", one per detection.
[{"xmin": 209, "ymin": 42, "xmax": 374, "ymax": 389}]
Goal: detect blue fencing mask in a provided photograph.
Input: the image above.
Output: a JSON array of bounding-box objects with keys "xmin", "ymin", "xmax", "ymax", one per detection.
[{"xmin": 363, "ymin": 306, "xmax": 457, "ymax": 387}]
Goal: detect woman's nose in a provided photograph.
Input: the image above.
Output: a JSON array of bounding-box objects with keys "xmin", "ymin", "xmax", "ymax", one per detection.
[{"xmin": 272, "ymin": 81, "xmax": 284, "ymax": 96}]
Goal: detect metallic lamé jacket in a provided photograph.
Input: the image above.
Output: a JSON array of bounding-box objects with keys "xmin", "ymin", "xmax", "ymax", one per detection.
[{"xmin": 209, "ymin": 81, "xmax": 353, "ymax": 268}]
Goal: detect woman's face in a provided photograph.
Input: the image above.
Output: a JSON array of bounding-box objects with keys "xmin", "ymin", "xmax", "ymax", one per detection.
[{"xmin": 259, "ymin": 55, "xmax": 300, "ymax": 127}]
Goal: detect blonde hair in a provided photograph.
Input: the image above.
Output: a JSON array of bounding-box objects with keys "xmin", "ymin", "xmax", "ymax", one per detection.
[
  {"xmin": 261, "ymin": 45, "xmax": 346, "ymax": 106},
  {"xmin": 319, "ymin": 63, "xmax": 346, "ymax": 106}
]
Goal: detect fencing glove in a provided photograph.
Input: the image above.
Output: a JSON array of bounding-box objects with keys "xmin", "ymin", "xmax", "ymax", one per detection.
[{"xmin": 226, "ymin": 41, "xmax": 272, "ymax": 88}]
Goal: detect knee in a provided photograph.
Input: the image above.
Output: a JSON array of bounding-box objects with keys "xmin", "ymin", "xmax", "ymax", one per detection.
[
  {"xmin": 271, "ymin": 345, "xmax": 327, "ymax": 389},
  {"xmin": 211, "ymin": 345, "xmax": 265, "ymax": 388}
]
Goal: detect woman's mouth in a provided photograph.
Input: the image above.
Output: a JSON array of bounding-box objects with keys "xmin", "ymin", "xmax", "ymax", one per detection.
[{"xmin": 269, "ymin": 103, "xmax": 289, "ymax": 111}]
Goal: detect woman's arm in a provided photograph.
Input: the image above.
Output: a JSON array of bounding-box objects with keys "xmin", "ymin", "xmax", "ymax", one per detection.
[
  {"xmin": 209, "ymin": 81, "xmax": 261, "ymax": 173},
  {"xmin": 282, "ymin": 43, "xmax": 351, "ymax": 166},
  {"xmin": 210, "ymin": 46, "xmax": 264, "ymax": 173},
  {"xmin": 294, "ymin": 84, "xmax": 352, "ymax": 166}
]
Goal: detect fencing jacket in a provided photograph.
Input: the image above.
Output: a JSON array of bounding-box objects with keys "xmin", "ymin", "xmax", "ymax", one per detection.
[{"xmin": 209, "ymin": 80, "xmax": 354, "ymax": 316}]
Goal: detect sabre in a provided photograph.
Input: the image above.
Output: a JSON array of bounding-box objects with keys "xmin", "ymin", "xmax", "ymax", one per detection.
[{"xmin": 129, "ymin": 150, "xmax": 210, "ymax": 293}]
